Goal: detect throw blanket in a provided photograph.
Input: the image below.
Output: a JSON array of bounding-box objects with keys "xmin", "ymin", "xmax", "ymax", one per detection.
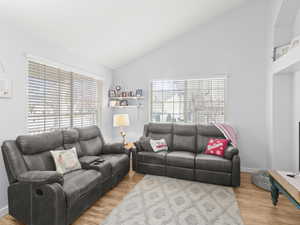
[{"xmin": 213, "ymin": 123, "xmax": 238, "ymax": 148}]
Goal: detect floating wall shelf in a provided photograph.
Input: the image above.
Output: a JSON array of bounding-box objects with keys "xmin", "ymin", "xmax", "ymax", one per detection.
[
  {"xmin": 108, "ymin": 87, "xmax": 144, "ymax": 109},
  {"xmin": 109, "ymin": 96, "xmax": 144, "ymax": 100},
  {"xmin": 273, "ymin": 45, "xmax": 300, "ymax": 75},
  {"xmin": 110, "ymin": 105, "xmax": 143, "ymax": 109}
]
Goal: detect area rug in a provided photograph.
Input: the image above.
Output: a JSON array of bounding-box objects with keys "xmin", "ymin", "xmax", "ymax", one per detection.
[{"xmin": 101, "ymin": 175, "xmax": 244, "ymax": 225}]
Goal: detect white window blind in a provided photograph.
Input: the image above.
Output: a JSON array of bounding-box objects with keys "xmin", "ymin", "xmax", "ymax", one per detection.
[
  {"xmin": 28, "ymin": 61, "xmax": 101, "ymax": 134},
  {"xmin": 150, "ymin": 78, "xmax": 225, "ymax": 124}
]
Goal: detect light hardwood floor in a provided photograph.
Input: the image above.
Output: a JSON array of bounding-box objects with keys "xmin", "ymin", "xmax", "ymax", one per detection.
[{"xmin": 0, "ymin": 172, "xmax": 299, "ymax": 225}]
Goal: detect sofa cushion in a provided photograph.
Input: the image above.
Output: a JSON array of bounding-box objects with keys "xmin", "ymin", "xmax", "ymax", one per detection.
[
  {"xmin": 196, "ymin": 125, "xmax": 225, "ymax": 153},
  {"xmin": 148, "ymin": 123, "xmax": 173, "ymax": 148},
  {"xmin": 137, "ymin": 151, "xmax": 167, "ymax": 164},
  {"xmin": 173, "ymin": 135, "xmax": 195, "ymax": 152},
  {"xmin": 166, "ymin": 151, "xmax": 195, "ymax": 169},
  {"xmin": 63, "ymin": 169, "xmax": 101, "ymax": 208},
  {"xmin": 77, "ymin": 126, "xmax": 104, "ymax": 156},
  {"xmin": 101, "ymin": 154, "xmax": 129, "ymax": 175},
  {"xmin": 23, "ymin": 151, "xmax": 59, "ymax": 171},
  {"xmin": 77, "ymin": 125, "xmax": 102, "ymax": 141},
  {"xmin": 148, "ymin": 123, "xmax": 173, "ymax": 133},
  {"xmin": 195, "ymin": 154, "xmax": 232, "ymax": 173},
  {"xmin": 63, "ymin": 129, "xmax": 83, "ymax": 157},
  {"xmin": 80, "ymin": 137, "xmax": 103, "ymax": 156},
  {"xmin": 172, "ymin": 124, "xmax": 196, "ymax": 152},
  {"xmin": 17, "ymin": 131, "xmax": 63, "ymax": 155},
  {"xmin": 173, "ymin": 124, "xmax": 196, "ymax": 135},
  {"xmin": 197, "ymin": 125, "xmax": 224, "ymax": 137}
]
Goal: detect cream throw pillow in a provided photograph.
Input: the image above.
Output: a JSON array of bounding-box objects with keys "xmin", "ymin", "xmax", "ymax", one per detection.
[
  {"xmin": 150, "ymin": 139, "xmax": 168, "ymax": 152},
  {"xmin": 51, "ymin": 148, "xmax": 81, "ymax": 174}
]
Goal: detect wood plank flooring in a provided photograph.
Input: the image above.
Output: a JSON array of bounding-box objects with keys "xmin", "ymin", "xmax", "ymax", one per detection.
[{"xmin": 0, "ymin": 171, "xmax": 299, "ymax": 225}]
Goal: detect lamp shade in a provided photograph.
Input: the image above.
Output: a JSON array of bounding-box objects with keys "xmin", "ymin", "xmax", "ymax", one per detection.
[{"xmin": 113, "ymin": 114, "xmax": 130, "ymax": 127}]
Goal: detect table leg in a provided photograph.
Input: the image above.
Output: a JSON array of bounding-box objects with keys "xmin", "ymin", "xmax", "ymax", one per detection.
[{"xmin": 270, "ymin": 177, "xmax": 279, "ymax": 206}]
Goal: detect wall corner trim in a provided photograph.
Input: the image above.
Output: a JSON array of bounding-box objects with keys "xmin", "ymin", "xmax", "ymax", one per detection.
[{"xmin": 241, "ymin": 167, "xmax": 265, "ymax": 173}]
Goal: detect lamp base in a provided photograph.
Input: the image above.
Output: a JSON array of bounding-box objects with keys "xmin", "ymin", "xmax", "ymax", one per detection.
[{"xmin": 120, "ymin": 130, "xmax": 127, "ymax": 145}]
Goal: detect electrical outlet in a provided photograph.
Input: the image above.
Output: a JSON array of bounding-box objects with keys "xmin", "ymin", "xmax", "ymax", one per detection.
[{"xmin": 0, "ymin": 79, "xmax": 12, "ymax": 98}]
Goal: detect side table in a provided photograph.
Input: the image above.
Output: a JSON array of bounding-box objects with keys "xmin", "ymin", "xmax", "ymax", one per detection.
[
  {"xmin": 124, "ymin": 142, "xmax": 136, "ymax": 170},
  {"xmin": 269, "ymin": 170, "xmax": 300, "ymax": 209}
]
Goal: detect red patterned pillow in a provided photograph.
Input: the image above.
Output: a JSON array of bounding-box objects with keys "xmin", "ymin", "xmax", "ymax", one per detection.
[{"xmin": 204, "ymin": 138, "xmax": 229, "ymax": 157}]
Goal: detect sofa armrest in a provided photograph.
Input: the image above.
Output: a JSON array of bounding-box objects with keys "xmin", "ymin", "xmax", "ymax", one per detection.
[
  {"xmin": 79, "ymin": 156, "xmax": 101, "ymax": 166},
  {"xmin": 232, "ymin": 154, "xmax": 240, "ymax": 186},
  {"xmin": 132, "ymin": 147, "xmax": 138, "ymax": 171},
  {"xmin": 102, "ymin": 143, "xmax": 129, "ymax": 155},
  {"xmin": 17, "ymin": 171, "xmax": 64, "ymax": 186},
  {"xmin": 8, "ymin": 181, "xmax": 66, "ymax": 225},
  {"xmin": 135, "ymin": 136, "xmax": 152, "ymax": 152},
  {"xmin": 134, "ymin": 140, "xmax": 143, "ymax": 152},
  {"xmin": 224, "ymin": 145, "xmax": 239, "ymax": 160}
]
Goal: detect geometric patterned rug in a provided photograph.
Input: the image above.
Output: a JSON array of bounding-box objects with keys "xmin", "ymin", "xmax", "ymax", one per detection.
[{"xmin": 101, "ymin": 175, "xmax": 244, "ymax": 225}]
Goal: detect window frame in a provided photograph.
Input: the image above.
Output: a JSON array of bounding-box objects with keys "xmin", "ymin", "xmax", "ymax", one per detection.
[
  {"xmin": 148, "ymin": 76, "xmax": 228, "ymax": 124},
  {"xmin": 26, "ymin": 55, "xmax": 103, "ymax": 134}
]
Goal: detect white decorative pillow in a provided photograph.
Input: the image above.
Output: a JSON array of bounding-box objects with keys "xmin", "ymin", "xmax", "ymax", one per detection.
[
  {"xmin": 150, "ymin": 139, "xmax": 168, "ymax": 152},
  {"xmin": 51, "ymin": 148, "xmax": 81, "ymax": 174}
]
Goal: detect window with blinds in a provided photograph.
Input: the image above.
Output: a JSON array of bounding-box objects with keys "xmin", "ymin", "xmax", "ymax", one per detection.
[
  {"xmin": 28, "ymin": 61, "xmax": 101, "ymax": 134},
  {"xmin": 150, "ymin": 78, "xmax": 225, "ymax": 124}
]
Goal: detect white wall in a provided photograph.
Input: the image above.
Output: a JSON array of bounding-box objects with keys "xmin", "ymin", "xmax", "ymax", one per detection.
[
  {"xmin": 273, "ymin": 73, "xmax": 294, "ymax": 171},
  {"xmin": 293, "ymin": 10, "xmax": 300, "ymax": 37},
  {"xmin": 293, "ymin": 72, "xmax": 300, "ymax": 172},
  {"xmin": 265, "ymin": 0, "xmax": 284, "ymax": 171},
  {"xmin": 0, "ymin": 23, "xmax": 113, "ymax": 213},
  {"xmin": 293, "ymin": 9, "xmax": 300, "ymax": 38},
  {"xmin": 269, "ymin": 1, "xmax": 300, "ymax": 172},
  {"xmin": 274, "ymin": 0, "xmax": 300, "ymax": 46},
  {"xmin": 113, "ymin": 0, "xmax": 271, "ymax": 170}
]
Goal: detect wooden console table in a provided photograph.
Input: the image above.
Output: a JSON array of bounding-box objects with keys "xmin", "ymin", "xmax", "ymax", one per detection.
[{"xmin": 269, "ymin": 170, "xmax": 300, "ymax": 209}]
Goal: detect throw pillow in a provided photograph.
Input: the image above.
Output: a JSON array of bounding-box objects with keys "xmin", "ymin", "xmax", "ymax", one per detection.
[
  {"xmin": 51, "ymin": 148, "xmax": 81, "ymax": 174},
  {"xmin": 150, "ymin": 139, "xmax": 168, "ymax": 152},
  {"xmin": 204, "ymin": 138, "xmax": 229, "ymax": 157}
]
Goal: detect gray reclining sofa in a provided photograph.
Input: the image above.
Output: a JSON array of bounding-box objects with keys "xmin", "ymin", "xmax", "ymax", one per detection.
[
  {"xmin": 1, "ymin": 125, "xmax": 130, "ymax": 225},
  {"xmin": 133, "ymin": 123, "xmax": 240, "ymax": 186}
]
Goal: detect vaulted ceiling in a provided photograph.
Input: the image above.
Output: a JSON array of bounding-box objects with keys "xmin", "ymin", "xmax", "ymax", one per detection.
[{"xmin": 0, "ymin": 0, "xmax": 246, "ymax": 69}]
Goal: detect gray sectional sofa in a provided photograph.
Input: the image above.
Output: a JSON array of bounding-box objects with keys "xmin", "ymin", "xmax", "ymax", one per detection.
[
  {"xmin": 1, "ymin": 125, "xmax": 130, "ymax": 225},
  {"xmin": 133, "ymin": 123, "xmax": 240, "ymax": 186}
]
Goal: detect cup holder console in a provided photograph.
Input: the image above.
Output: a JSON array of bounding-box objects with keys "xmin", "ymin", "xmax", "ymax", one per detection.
[
  {"xmin": 91, "ymin": 159, "xmax": 105, "ymax": 166},
  {"xmin": 36, "ymin": 189, "xmax": 44, "ymax": 197}
]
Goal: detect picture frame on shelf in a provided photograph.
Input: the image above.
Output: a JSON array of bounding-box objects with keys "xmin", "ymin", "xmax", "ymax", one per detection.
[
  {"xmin": 109, "ymin": 89, "xmax": 116, "ymax": 97},
  {"xmin": 136, "ymin": 89, "xmax": 143, "ymax": 97},
  {"xmin": 120, "ymin": 100, "xmax": 128, "ymax": 106},
  {"xmin": 274, "ymin": 44, "xmax": 290, "ymax": 60},
  {"xmin": 129, "ymin": 91, "xmax": 134, "ymax": 97}
]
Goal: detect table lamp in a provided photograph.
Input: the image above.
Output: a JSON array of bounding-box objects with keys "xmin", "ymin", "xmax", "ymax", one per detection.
[{"xmin": 113, "ymin": 114, "xmax": 130, "ymax": 144}]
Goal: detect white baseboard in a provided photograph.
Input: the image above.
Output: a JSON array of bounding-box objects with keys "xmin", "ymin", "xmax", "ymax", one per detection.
[
  {"xmin": 241, "ymin": 167, "xmax": 263, "ymax": 173},
  {"xmin": 0, "ymin": 205, "xmax": 8, "ymax": 217}
]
